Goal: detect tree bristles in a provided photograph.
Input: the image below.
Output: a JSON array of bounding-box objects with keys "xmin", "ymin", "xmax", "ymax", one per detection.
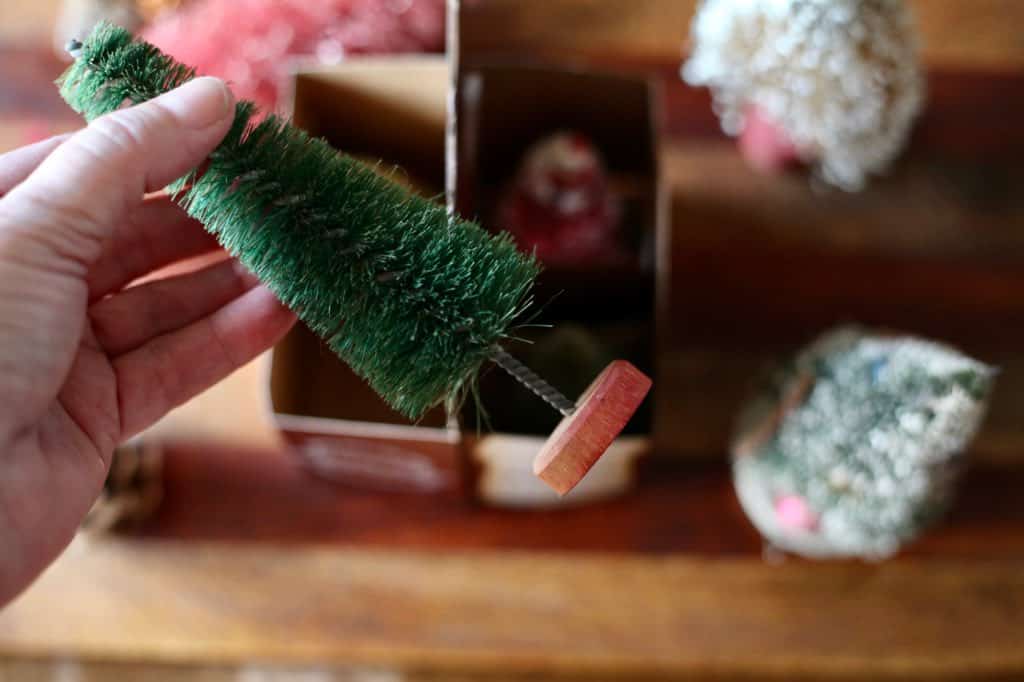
[{"xmin": 57, "ymin": 22, "xmax": 540, "ymax": 419}]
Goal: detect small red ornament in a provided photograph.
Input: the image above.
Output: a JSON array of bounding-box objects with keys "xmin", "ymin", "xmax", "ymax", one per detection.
[{"xmin": 496, "ymin": 132, "xmax": 621, "ymax": 267}]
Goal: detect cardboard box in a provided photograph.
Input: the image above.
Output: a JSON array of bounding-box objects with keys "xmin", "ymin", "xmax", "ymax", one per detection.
[{"xmin": 270, "ymin": 53, "xmax": 663, "ymax": 505}]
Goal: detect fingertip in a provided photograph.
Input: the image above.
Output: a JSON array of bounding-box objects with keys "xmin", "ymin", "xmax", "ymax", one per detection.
[
  {"xmin": 266, "ymin": 288, "xmax": 300, "ymax": 333},
  {"xmin": 114, "ymin": 282, "xmax": 295, "ymax": 438},
  {"xmin": 230, "ymin": 258, "xmax": 262, "ymax": 290},
  {"xmin": 156, "ymin": 76, "xmax": 235, "ymax": 131},
  {"xmin": 242, "ymin": 284, "xmax": 298, "ymax": 341}
]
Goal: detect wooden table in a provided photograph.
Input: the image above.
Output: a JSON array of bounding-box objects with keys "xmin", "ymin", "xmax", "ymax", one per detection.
[
  {"xmin": 3, "ymin": 536, "xmax": 1023, "ymax": 681},
  {"xmin": 2, "ymin": 1, "xmax": 1024, "ymax": 679}
]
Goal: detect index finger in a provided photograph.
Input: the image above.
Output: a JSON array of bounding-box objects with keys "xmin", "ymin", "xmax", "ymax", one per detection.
[{"xmin": 0, "ymin": 134, "xmax": 74, "ymax": 198}]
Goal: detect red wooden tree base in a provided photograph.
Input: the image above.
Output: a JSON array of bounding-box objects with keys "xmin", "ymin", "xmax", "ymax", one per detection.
[{"xmin": 533, "ymin": 360, "xmax": 653, "ymax": 495}]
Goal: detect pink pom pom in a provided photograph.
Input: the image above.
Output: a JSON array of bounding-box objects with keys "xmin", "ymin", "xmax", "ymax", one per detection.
[
  {"xmin": 775, "ymin": 494, "xmax": 818, "ymax": 531},
  {"xmin": 738, "ymin": 105, "xmax": 804, "ymax": 174}
]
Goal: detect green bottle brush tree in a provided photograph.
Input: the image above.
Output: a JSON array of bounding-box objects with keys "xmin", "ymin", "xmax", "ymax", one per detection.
[
  {"xmin": 59, "ymin": 22, "xmax": 538, "ymax": 420},
  {"xmin": 731, "ymin": 326, "xmax": 994, "ymax": 559},
  {"xmin": 57, "ymin": 22, "xmax": 652, "ymax": 495}
]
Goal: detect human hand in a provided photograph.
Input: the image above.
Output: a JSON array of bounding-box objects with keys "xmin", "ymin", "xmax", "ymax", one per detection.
[{"xmin": 0, "ymin": 78, "xmax": 296, "ymax": 605}]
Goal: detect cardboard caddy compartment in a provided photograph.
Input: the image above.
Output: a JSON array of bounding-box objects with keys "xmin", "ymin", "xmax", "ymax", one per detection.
[{"xmin": 269, "ymin": 58, "xmax": 665, "ymax": 506}]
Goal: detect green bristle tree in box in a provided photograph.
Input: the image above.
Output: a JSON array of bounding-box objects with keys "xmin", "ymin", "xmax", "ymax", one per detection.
[{"xmin": 58, "ymin": 23, "xmax": 652, "ymax": 495}]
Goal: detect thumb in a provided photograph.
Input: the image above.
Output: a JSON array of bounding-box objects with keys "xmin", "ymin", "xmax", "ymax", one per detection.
[{"xmin": 3, "ymin": 77, "xmax": 234, "ymax": 269}]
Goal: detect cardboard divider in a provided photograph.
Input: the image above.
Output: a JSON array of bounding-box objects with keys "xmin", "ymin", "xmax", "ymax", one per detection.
[{"xmin": 290, "ymin": 60, "xmax": 448, "ymax": 192}]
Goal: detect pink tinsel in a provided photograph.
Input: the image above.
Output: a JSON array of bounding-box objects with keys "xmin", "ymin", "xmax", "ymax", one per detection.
[{"xmin": 142, "ymin": 0, "xmax": 445, "ymax": 111}]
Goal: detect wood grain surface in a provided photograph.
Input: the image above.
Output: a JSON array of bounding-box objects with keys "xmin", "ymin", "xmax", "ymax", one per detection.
[
  {"xmin": 117, "ymin": 443, "xmax": 1024, "ymax": 560},
  {"xmin": 460, "ymin": 0, "xmax": 1024, "ymax": 70},
  {"xmin": 2, "ymin": 537, "xmax": 1024, "ymax": 680}
]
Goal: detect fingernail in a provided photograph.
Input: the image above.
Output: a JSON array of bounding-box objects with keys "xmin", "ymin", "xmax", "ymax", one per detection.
[{"xmin": 157, "ymin": 77, "xmax": 233, "ymax": 130}]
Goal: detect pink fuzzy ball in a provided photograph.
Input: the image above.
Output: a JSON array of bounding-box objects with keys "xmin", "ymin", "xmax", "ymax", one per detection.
[
  {"xmin": 774, "ymin": 495, "xmax": 818, "ymax": 532},
  {"xmin": 738, "ymin": 105, "xmax": 804, "ymax": 174}
]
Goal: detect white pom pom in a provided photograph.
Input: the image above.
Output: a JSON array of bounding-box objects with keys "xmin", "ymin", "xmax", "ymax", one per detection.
[{"xmin": 683, "ymin": 0, "xmax": 926, "ymax": 190}]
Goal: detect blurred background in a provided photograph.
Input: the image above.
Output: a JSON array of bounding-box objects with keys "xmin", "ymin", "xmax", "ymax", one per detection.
[{"xmin": 0, "ymin": 1, "xmax": 1023, "ymax": 680}]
